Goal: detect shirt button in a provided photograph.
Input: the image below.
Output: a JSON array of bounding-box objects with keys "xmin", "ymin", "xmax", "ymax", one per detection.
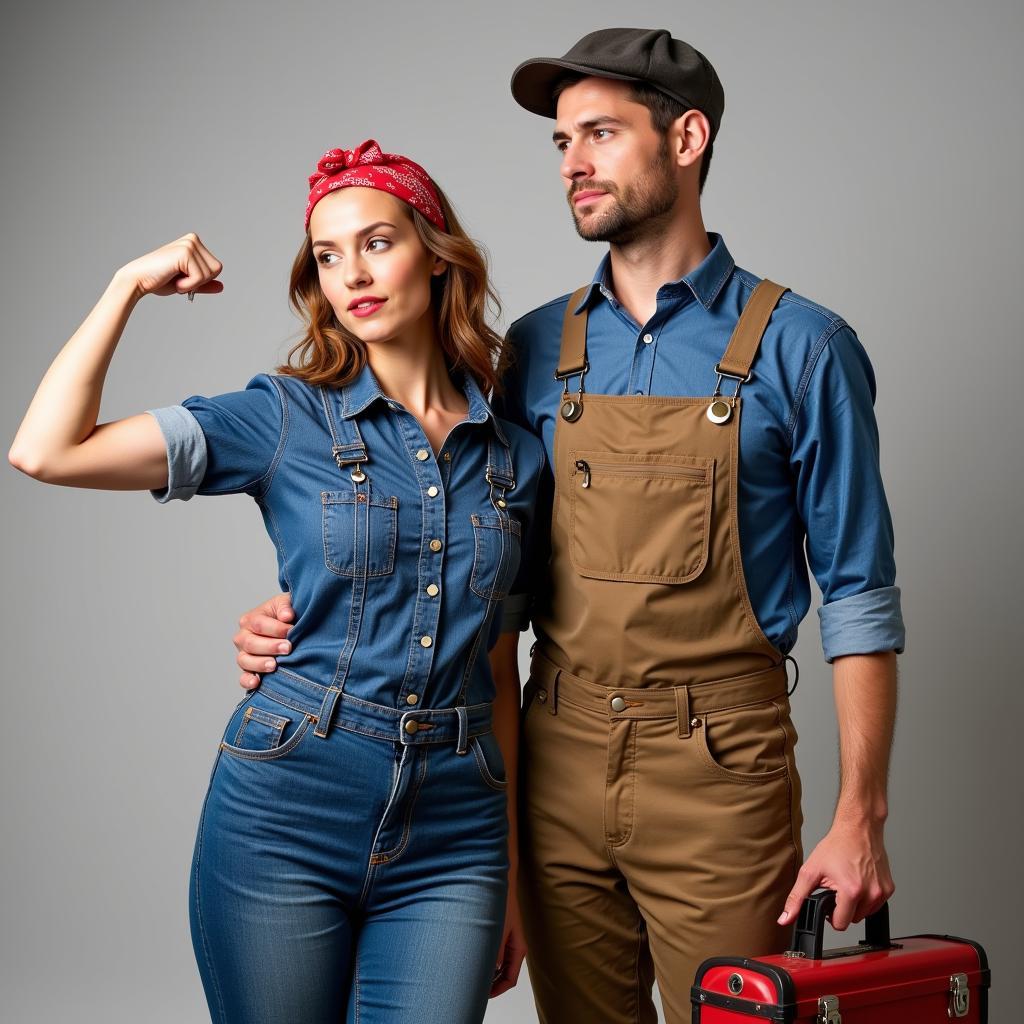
[
  {"xmin": 429, "ymin": 539, "xmax": 443, "ymax": 552},
  {"xmin": 416, "ymin": 449, "xmax": 429, "ymax": 461},
  {"xmin": 642, "ymin": 333, "xmax": 654, "ymax": 344},
  {"xmin": 442, "ymin": 452, "xmax": 451, "ymax": 462},
  {"xmin": 427, "ymin": 485, "xmax": 439, "ymax": 497},
  {"xmin": 405, "ymin": 693, "xmax": 419, "ymax": 705},
  {"xmin": 420, "ymin": 635, "xmax": 433, "ymax": 648},
  {"xmin": 426, "ymin": 583, "xmax": 440, "ymax": 597}
]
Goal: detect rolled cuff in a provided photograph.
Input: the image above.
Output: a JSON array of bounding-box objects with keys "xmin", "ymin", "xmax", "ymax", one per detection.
[
  {"xmin": 818, "ymin": 585, "xmax": 906, "ymax": 663},
  {"xmin": 145, "ymin": 405, "xmax": 207, "ymax": 503},
  {"xmin": 499, "ymin": 592, "xmax": 531, "ymax": 633}
]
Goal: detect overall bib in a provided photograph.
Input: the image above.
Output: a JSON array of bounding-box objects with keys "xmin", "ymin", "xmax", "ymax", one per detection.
[{"xmin": 518, "ymin": 281, "xmax": 804, "ymax": 1024}]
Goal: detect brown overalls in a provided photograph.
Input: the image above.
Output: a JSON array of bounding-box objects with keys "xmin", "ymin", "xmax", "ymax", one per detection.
[{"xmin": 518, "ymin": 280, "xmax": 804, "ymax": 1024}]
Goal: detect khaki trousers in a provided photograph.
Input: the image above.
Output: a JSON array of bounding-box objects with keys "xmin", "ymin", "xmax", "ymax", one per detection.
[{"xmin": 518, "ymin": 654, "xmax": 804, "ymax": 1024}]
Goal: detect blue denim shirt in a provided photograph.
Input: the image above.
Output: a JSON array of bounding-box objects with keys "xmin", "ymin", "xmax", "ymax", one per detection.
[
  {"xmin": 493, "ymin": 233, "xmax": 905, "ymax": 664},
  {"xmin": 146, "ymin": 362, "xmax": 546, "ymax": 709}
]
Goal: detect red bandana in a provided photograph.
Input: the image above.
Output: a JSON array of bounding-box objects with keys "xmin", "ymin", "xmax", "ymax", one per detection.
[{"xmin": 304, "ymin": 139, "xmax": 447, "ymax": 233}]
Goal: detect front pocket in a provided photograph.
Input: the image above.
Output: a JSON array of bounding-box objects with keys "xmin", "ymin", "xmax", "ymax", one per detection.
[
  {"xmin": 568, "ymin": 449, "xmax": 714, "ymax": 584},
  {"xmin": 219, "ymin": 690, "xmax": 313, "ymax": 762},
  {"xmin": 321, "ymin": 489, "xmax": 398, "ymax": 577},
  {"xmin": 471, "ymin": 731, "xmax": 508, "ymax": 790},
  {"xmin": 469, "ymin": 512, "xmax": 522, "ymax": 601},
  {"xmin": 696, "ymin": 698, "xmax": 790, "ymax": 784}
]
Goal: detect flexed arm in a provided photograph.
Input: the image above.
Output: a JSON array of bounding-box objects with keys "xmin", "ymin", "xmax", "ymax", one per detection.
[{"xmin": 8, "ymin": 233, "xmax": 223, "ymax": 488}]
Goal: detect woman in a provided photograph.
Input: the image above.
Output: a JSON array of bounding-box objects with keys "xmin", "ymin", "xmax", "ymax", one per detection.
[{"xmin": 8, "ymin": 139, "xmax": 544, "ymax": 1024}]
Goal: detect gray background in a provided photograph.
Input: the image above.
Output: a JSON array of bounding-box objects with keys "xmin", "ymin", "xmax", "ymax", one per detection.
[{"xmin": 2, "ymin": 1, "xmax": 1020, "ymax": 1020}]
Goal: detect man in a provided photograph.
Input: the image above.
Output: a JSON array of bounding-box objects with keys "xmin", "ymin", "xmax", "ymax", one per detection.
[{"xmin": 229, "ymin": 28, "xmax": 903, "ymax": 1024}]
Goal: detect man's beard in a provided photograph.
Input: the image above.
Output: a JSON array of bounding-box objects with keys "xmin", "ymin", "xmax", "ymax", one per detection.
[{"xmin": 569, "ymin": 139, "xmax": 679, "ymax": 245}]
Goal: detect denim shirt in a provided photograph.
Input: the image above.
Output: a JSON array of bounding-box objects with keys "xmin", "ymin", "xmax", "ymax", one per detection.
[
  {"xmin": 146, "ymin": 362, "xmax": 546, "ymax": 709},
  {"xmin": 493, "ymin": 232, "xmax": 906, "ymax": 664}
]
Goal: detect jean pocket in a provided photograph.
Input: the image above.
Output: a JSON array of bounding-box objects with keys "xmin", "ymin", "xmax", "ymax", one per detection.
[
  {"xmin": 322, "ymin": 489, "xmax": 398, "ymax": 577},
  {"xmin": 470, "ymin": 731, "xmax": 508, "ymax": 791},
  {"xmin": 469, "ymin": 512, "xmax": 522, "ymax": 601},
  {"xmin": 219, "ymin": 689, "xmax": 313, "ymax": 762},
  {"xmin": 695, "ymin": 698, "xmax": 790, "ymax": 784},
  {"xmin": 568, "ymin": 449, "xmax": 713, "ymax": 584}
]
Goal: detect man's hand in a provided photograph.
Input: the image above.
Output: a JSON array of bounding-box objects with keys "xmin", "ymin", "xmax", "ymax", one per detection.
[
  {"xmin": 490, "ymin": 884, "xmax": 528, "ymax": 997},
  {"xmin": 232, "ymin": 593, "xmax": 295, "ymax": 689},
  {"xmin": 777, "ymin": 815, "xmax": 895, "ymax": 930}
]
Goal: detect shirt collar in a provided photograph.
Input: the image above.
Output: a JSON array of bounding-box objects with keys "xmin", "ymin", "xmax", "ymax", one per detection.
[
  {"xmin": 339, "ymin": 359, "xmax": 510, "ymax": 446},
  {"xmin": 572, "ymin": 231, "xmax": 736, "ymax": 315}
]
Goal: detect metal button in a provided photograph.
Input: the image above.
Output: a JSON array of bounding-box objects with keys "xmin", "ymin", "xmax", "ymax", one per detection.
[
  {"xmin": 537, "ymin": 689, "xmax": 548, "ymax": 703},
  {"xmin": 420, "ymin": 635, "xmax": 433, "ymax": 648},
  {"xmin": 443, "ymin": 452, "xmax": 451, "ymax": 461},
  {"xmin": 610, "ymin": 696, "xmax": 627, "ymax": 712},
  {"xmin": 427, "ymin": 485, "xmax": 439, "ymax": 497},
  {"xmin": 405, "ymin": 694, "xmax": 419, "ymax": 705},
  {"xmin": 416, "ymin": 449, "xmax": 429, "ymax": 461},
  {"xmin": 691, "ymin": 717, "xmax": 701, "ymax": 728},
  {"xmin": 496, "ymin": 498, "xmax": 507, "ymax": 508},
  {"xmin": 642, "ymin": 333, "xmax": 654, "ymax": 344},
  {"xmin": 404, "ymin": 719, "xmax": 419, "ymax": 734},
  {"xmin": 429, "ymin": 539, "xmax": 443, "ymax": 552},
  {"xmin": 426, "ymin": 583, "xmax": 439, "ymax": 597}
]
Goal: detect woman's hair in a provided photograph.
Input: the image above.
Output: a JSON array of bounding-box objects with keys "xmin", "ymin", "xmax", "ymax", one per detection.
[{"xmin": 275, "ymin": 182, "xmax": 509, "ymax": 398}]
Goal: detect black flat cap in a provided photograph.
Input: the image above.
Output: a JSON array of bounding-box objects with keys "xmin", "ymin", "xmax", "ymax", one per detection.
[{"xmin": 510, "ymin": 27, "xmax": 725, "ymax": 140}]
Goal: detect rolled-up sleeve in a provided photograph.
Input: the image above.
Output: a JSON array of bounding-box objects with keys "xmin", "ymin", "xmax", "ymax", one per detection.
[
  {"xmin": 146, "ymin": 373, "xmax": 286, "ymax": 503},
  {"xmin": 790, "ymin": 324, "xmax": 906, "ymax": 663}
]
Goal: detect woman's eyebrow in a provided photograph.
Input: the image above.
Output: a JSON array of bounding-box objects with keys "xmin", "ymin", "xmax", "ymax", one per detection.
[{"xmin": 312, "ymin": 221, "xmax": 397, "ymax": 249}]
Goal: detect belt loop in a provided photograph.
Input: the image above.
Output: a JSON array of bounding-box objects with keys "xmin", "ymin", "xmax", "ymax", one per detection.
[
  {"xmin": 547, "ymin": 671, "xmax": 560, "ymax": 716},
  {"xmin": 455, "ymin": 706, "xmax": 469, "ymax": 755},
  {"xmin": 315, "ymin": 687, "xmax": 342, "ymax": 739},
  {"xmin": 675, "ymin": 686, "xmax": 691, "ymax": 739}
]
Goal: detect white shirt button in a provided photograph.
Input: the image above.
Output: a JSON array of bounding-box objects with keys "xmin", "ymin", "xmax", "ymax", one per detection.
[
  {"xmin": 642, "ymin": 333, "xmax": 654, "ymax": 344},
  {"xmin": 416, "ymin": 449, "xmax": 429, "ymax": 461},
  {"xmin": 426, "ymin": 583, "xmax": 440, "ymax": 597},
  {"xmin": 427, "ymin": 485, "xmax": 439, "ymax": 497}
]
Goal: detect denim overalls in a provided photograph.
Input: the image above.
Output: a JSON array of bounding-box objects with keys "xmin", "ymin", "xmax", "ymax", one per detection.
[{"xmin": 147, "ymin": 361, "xmax": 545, "ymax": 1024}]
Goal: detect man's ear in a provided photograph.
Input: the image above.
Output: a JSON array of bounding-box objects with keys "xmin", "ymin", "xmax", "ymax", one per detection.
[{"xmin": 672, "ymin": 108, "xmax": 710, "ymax": 170}]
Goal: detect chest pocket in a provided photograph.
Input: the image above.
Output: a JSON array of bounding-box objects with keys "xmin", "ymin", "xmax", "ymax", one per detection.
[
  {"xmin": 568, "ymin": 449, "xmax": 714, "ymax": 585},
  {"xmin": 470, "ymin": 512, "xmax": 522, "ymax": 601},
  {"xmin": 321, "ymin": 490, "xmax": 399, "ymax": 577}
]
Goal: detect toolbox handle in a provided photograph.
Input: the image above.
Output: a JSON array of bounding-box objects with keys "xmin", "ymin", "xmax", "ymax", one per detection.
[{"xmin": 790, "ymin": 888, "xmax": 893, "ymax": 959}]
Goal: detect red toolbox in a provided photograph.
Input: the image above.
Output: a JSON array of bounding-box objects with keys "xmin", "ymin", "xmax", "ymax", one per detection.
[{"xmin": 691, "ymin": 889, "xmax": 990, "ymax": 1022}]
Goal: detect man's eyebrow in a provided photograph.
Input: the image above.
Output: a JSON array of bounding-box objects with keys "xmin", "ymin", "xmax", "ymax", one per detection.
[
  {"xmin": 312, "ymin": 221, "xmax": 397, "ymax": 249},
  {"xmin": 552, "ymin": 116, "xmax": 629, "ymax": 143}
]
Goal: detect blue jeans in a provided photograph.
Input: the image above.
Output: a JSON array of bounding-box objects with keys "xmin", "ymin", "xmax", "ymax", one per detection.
[{"xmin": 189, "ymin": 671, "xmax": 510, "ymax": 1023}]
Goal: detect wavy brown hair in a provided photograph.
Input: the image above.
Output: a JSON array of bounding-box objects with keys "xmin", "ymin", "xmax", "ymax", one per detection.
[{"xmin": 274, "ymin": 183, "xmax": 509, "ymax": 399}]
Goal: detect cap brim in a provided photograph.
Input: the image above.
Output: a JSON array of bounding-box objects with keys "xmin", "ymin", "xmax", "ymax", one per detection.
[{"xmin": 510, "ymin": 57, "xmax": 642, "ymax": 118}]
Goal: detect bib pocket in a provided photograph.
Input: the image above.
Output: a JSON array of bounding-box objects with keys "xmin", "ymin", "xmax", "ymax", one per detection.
[
  {"xmin": 568, "ymin": 450, "xmax": 714, "ymax": 584},
  {"xmin": 469, "ymin": 512, "xmax": 522, "ymax": 601},
  {"xmin": 321, "ymin": 489, "xmax": 398, "ymax": 577}
]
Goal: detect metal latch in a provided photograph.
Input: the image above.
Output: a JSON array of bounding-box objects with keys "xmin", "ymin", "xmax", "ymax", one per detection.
[
  {"xmin": 949, "ymin": 973, "xmax": 970, "ymax": 1018},
  {"xmin": 818, "ymin": 995, "xmax": 842, "ymax": 1024}
]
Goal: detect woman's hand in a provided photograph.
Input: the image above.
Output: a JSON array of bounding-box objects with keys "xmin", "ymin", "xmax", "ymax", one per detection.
[
  {"xmin": 490, "ymin": 882, "xmax": 527, "ymax": 998},
  {"xmin": 233, "ymin": 593, "xmax": 295, "ymax": 689},
  {"xmin": 115, "ymin": 232, "xmax": 225, "ymax": 300}
]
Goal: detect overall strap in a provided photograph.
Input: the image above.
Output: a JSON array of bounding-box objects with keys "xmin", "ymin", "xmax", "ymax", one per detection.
[
  {"xmin": 485, "ymin": 429, "xmax": 516, "ymax": 506},
  {"xmin": 554, "ymin": 287, "xmax": 591, "ymax": 381},
  {"xmin": 315, "ymin": 386, "xmax": 373, "ymax": 737},
  {"xmin": 715, "ymin": 280, "xmax": 789, "ymax": 381}
]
